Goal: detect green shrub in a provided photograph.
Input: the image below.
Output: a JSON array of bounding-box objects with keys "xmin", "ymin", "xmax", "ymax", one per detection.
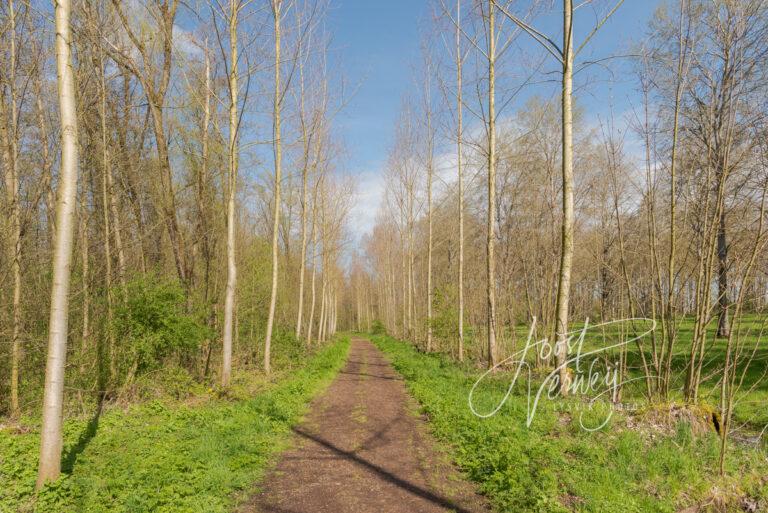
[
  {"xmin": 113, "ymin": 277, "xmax": 211, "ymax": 375},
  {"xmin": 370, "ymin": 319, "xmax": 386, "ymax": 335}
]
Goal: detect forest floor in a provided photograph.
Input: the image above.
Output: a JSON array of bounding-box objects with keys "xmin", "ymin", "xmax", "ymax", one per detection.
[{"xmin": 241, "ymin": 338, "xmax": 490, "ymax": 513}]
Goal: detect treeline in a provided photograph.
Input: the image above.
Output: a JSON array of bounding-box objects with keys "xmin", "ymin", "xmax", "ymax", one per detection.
[
  {"xmin": 0, "ymin": 0, "xmax": 355, "ymax": 485},
  {"xmin": 353, "ymin": 0, "xmax": 768, "ymax": 473}
]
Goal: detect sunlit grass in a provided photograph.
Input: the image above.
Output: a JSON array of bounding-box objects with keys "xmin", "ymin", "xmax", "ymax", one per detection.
[
  {"xmin": 374, "ymin": 333, "xmax": 768, "ymax": 512},
  {"xmin": 0, "ymin": 337, "xmax": 350, "ymax": 513}
]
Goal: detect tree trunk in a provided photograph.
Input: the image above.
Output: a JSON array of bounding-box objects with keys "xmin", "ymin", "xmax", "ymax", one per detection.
[
  {"xmin": 456, "ymin": 0, "xmax": 465, "ymax": 362},
  {"xmin": 222, "ymin": 0, "xmax": 240, "ymax": 386},
  {"xmin": 97, "ymin": 50, "xmax": 117, "ymax": 384},
  {"xmin": 79, "ymin": 194, "xmax": 90, "ymax": 377},
  {"xmin": 38, "ymin": 0, "xmax": 79, "ymax": 486},
  {"xmin": 306, "ymin": 191, "xmax": 319, "ymax": 344},
  {"xmin": 554, "ymin": 0, "xmax": 574, "ymax": 395},
  {"xmin": 486, "ymin": 0, "xmax": 498, "ymax": 368},
  {"xmin": 1, "ymin": 86, "xmax": 21, "ymax": 418},
  {"xmin": 1, "ymin": 0, "xmax": 21, "ymax": 418},
  {"xmin": 426, "ymin": 68, "xmax": 434, "ymax": 352},
  {"xmin": 264, "ymin": 0, "xmax": 283, "ymax": 374},
  {"xmin": 716, "ymin": 209, "xmax": 730, "ymax": 337},
  {"xmin": 97, "ymin": 49, "xmax": 127, "ymax": 291},
  {"xmin": 148, "ymin": 102, "xmax": 188, "ymax": 286}
]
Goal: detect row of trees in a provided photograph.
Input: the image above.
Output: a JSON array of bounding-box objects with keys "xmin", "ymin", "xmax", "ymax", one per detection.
[
  {"xmin": 355, "ymin": 0, "xmax": 768, "ymax": 471},
  {"xmin": 0, "ymin": 0, "xmax": 354, "ymax": 485}
]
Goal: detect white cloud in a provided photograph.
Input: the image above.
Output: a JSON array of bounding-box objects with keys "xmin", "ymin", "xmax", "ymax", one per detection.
[
  {"xmin": 173, "ymin": 24, "xmax": 204, "ymax": 58},
  {"xmin": 347, "ymin": 168, "xmax": 386, "ymax": 242}
]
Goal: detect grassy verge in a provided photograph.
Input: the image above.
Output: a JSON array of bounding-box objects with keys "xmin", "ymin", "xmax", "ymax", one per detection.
[
  {"xmin": 494, "ymin": 316, "xmax": 768, "ymax": 429},
  {"xmin": 0, "ymin": 337, "xmax": 349, "ymax": 513},
  {"xmin": 372, "ymin": 334, "xmax": 768, "ymax": 513}
]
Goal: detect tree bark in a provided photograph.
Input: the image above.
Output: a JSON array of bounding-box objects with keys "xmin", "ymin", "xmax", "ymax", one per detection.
[
  {"xmin": 456, "ymin": 0, "xmax": 465, "ymax": 362},
  {"xmin": 716, "ymin": 208, "xmax": 730, "ymax": 337},
  {"xmin": 38, "ymin": 0, "xmax": 80, "ymax": 486},
  {"xmin": 264, "ymin": 0, "xmax": 283, "ymax": 374},
  {"xmin": 1, "ymin": 0, "xmax": 22, "ymax": 418},
  {"xmin": 554, "ymin": 0, "xmax": 574, "ymax": 394},
  {"xmin": 425, "ymin": 65, "xmax": 434, "ymax": 352},
  {"xmin": 486, "ymin": 0, "xmax": 498, "ymax": 368},
  {"xmin": 222, "ymin": 0, "xmax": 240, "ymax": 386}
]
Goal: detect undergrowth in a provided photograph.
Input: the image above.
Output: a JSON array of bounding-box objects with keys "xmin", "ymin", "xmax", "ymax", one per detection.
[{"xmin": 0, "ymin": 337, "xmax": 349, "ymax": 513}]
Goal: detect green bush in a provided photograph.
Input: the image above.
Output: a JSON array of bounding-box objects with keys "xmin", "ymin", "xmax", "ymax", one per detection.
[
  {"xmin": 370, "ymin": 319, "xmax": 386, "ymax": 335},
  {"xmin": 113, "ymin": 278, "xmax": 211, "ymax": 375}
]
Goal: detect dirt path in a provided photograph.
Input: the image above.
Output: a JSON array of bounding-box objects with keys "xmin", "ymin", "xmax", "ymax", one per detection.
[{"xmin": 241, "ymin": 338, "xmax": 490, "ymax": 513}]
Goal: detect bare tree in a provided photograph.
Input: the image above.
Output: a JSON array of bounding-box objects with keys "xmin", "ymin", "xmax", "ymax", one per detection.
[
  {"xmin": 1, "ymin": 0, "xmax": 22, "ymax": 418},
  {"xmin": 494, "ymin": 0, "xmax": 625, "ymax": 392},
  {"xmin": 37, "ymin": 0, "xmax": 80, "ymax": 486},
  {"xmin": 264, "ymin": 0, "xmax": 284, "ymax": 374},
  {"xmin": 221, "ymin": 0, "xmax": 241, "ymax": 387}
]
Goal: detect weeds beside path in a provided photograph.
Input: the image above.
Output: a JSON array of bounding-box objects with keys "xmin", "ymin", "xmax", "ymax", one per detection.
[
  {"xmin": 372, "ymin": 335, "xmax": 768, "ymax": 513},
  {"xmin": 0, "ymin": 338, "xmax": 349, "ymax": 513}
]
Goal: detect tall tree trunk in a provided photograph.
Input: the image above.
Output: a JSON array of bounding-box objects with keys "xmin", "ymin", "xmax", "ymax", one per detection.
[
  {"xmin": 38, "ymin": 0, "xmax": 79, "ymax": 486},
  {"xmin": 1, "ymin": 86, "xmax": 21, "ymax": 419},
  {"xmin": 662, "ymin": 0, "xmax": 687, "ymax": 397},
  {"xmin": 117, "ymin": 70, "xmax": 147, "ymax": 274},
  {"xmin": 222, "ymin": 0, "xmax": 240, "ymax": 386},
  {"xmin": 264, "ymin": 0, "xmax": 283, "ymax": 374},
  {"xmin": 96, "ymin": 49, "xmax": 127, "ymax": 291},
  {"xmin": 456, "ymin": 0, "xmax": 465, "ymax": 362},
  {"xmin": 318, "ymin": 275, "xmax": 327, "ymax": 343},
  {"xmin": 407, "ymin": 182, "xmax": 414, "ymax": 340},
  {"xmin": 97, "ymin": 51, "xmax": 116, "ymax": 383},
  {"xmin": 1, "ymin": 0, "xmax": 22, "ymax": 418},
  {"xmin": 295, "ymin": 81, "xmax": 311, "ymax": 340},
  {"xmin": 196, "ymin": 47, "xmax": 213, "ymax": 304},
  {"xmin": 149, "ymin": 103, "xmax": 188, "ymax": 286},
  {"xmin": 426, "ymin": 66, "xmax": 434, "ymax": 352},
  {"xmin": 486, "ymin": 0, "xmax": 498, "ymax": 368},
  {"xmin": 554, "ymin": 0, "xmax": 574, "ymax": 394},
  {"xmin": 306, "ymin": 182, "xmax": 320, "ymax": 344},
  {"xmin": 79, "ymin": 194, "xmax": 90, "ymax": 377}
]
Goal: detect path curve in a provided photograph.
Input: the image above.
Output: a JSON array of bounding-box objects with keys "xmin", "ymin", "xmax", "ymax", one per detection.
[{"xmin": 241, "ymin": 338, "xmax": 490, "ymax": 513}]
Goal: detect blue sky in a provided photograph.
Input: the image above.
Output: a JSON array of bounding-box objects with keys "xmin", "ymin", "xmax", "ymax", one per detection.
[{"xmin": 326, "ymin": 0, "xmax": 665, "ymax": 238}]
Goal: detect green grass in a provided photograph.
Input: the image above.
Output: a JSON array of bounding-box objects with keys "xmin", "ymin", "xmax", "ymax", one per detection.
[
  {"xmin": 486, "ymin": 315, "xmax": 768, "ymax": 430},
  {"xmin": 372, "ymin": 334, "xmax": 768, "ymax": 513},
  {"xmin": 0, "ymin": 337, "xmax": 350, "ymax": 513}
]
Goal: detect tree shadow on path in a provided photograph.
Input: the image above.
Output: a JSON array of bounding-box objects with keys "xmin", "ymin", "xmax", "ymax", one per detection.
[{"xmin": 291, "ymin": 425, "xmax": 475, "ymax": 513}]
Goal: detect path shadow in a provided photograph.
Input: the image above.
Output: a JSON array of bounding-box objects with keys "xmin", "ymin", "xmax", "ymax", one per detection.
[
  {"xmin": 61, "ymin": 395, "xmax": 104, "ymax": 474},
  {"xmin": 338, "ymin": 370, "xmax": 402, "ymax": 381},
  {"xmin": 292, "ymin": 426, "xmax": 474, "ymax": 513},
  {"xmin": 345, "ymin": 360, "xmax": 391, "ymax": 368}
]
